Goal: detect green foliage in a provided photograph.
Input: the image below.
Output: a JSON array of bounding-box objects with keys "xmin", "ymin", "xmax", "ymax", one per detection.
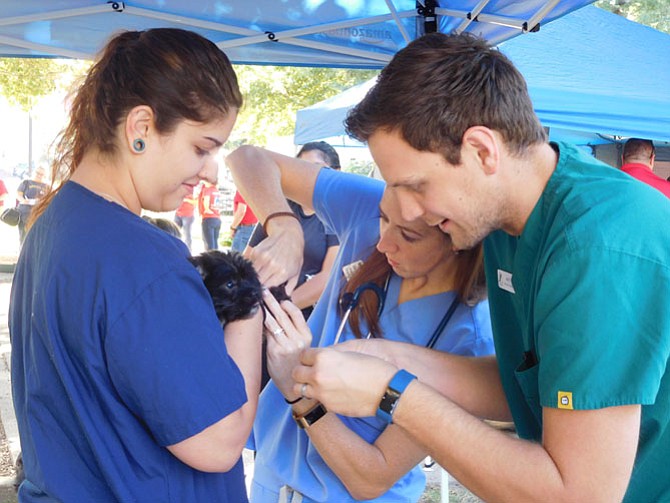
[
  {"xmin": 230, "ymin": 66, "xmax": 378, "ymax": 146},
  {"xmin": 0, "ymin": 58, "xmax": 68, "ymax": 111},
  {"xmin": 595, "ymin": 0, "xmax": 670, "ymax": 34},
  {"xmin": 346, "ymin": 158, "xmax": 376, "ymax": 177}
]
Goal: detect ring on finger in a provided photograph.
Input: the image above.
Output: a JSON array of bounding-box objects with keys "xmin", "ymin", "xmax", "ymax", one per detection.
[
  {"xmin": 272, "ymin": 328, "xmax": 285, "ymax": 336},
  {"xmin": 300, "ymin": 383, "xmax": 308, "ymax": 398}
]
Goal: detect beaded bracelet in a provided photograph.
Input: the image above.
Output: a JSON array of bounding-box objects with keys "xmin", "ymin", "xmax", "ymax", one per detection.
[{"xmin": 263, "ymin": 211, "xmax": 299, "ymax": 234}]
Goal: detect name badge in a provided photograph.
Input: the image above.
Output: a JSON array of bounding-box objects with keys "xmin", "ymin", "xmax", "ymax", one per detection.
[{"xmin": 497, "ymin": 269, "xmax": 515, "ymax": 294}]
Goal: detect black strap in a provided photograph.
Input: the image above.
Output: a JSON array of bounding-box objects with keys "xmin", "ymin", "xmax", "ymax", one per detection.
[{"xmin": 426, "ymin": 296, "xmax": 460, "ymax": 349}]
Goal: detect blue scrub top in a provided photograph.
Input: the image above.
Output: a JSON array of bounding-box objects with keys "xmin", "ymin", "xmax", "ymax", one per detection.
[
  {"xmin": 251, "ymin": 169, "xmax": 495, "ymax": 502},
  {"xmin": 10, "ymin": 182, "xmax": 249, "ymax": 502}
]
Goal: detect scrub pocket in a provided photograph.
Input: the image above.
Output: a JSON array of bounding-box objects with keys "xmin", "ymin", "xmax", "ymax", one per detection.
[{"xmin": 514, "ymin": 360, "xmax": 543, "ymax": 437}]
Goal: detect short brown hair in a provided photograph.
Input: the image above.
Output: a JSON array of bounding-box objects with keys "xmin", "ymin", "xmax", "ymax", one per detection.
[
  {"xmin": 345, "ymin": 32, "xmax": 546, "ymax": 164},
  {"xmin": 622, "ymin": 138, "xmax": 655, "ymax": 163}
]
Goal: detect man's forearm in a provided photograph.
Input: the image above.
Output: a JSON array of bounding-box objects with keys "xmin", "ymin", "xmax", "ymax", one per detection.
[
  {"xmin": 374, "ymin": 342, "xmax": 510, "ymax": 420},
  {"xmin": 226, "ymin": 147, "xmax": 293, "ymax": 222},
  {"xmin": 391, "ymin": 382, "xmax": 562, "ymax": 502}
]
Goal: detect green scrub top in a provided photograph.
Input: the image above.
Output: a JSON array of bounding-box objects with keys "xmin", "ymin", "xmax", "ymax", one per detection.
[{"xmin": 483, "ymin": 142, "xmax": 670, "ymax": 502}]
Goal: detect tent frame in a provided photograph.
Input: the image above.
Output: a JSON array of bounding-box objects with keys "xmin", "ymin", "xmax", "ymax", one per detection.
[{"xmin": 0, "ymin": 0, "xmax": 575, "ymax": 62}]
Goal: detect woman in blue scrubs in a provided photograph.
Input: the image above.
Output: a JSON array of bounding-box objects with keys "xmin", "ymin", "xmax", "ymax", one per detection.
[
  {"xmin": 10, "ymin": 29, "xmax": 260, "ymax": 502},
  {"xmin": 227, "ymin": 148, "xmax": 495, "ymax": 502}
]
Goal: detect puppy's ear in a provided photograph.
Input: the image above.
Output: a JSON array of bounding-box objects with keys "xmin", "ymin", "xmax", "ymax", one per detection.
[{"xmin": 269, "ymin": 282, "xmax": 291, "ymax": 302}]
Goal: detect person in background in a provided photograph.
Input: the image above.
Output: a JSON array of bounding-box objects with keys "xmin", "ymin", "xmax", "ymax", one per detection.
[
  {"xmin": 230, "ymin": 190, "xmax": 258, "ymax": 252},
  {"xmin": 226, "ymin": 147, "xmax": 494, "ymax": 502},
  {"xmin": 199, "ymin": 179, "xmax": 222, "ymax": 250},
  {"xmin": 16, "ymin": 166, "xmax": 49, "ymax": 244},
  {"xmin": 174, "ymin": 187, "xmax": 197, "ymax": 251},
  {"xmin": 143, "ymin": 215, "xmax": 183, "ymax": 239},
  {"xmin": 9, "ymin": 28, "xmax": 261, "ymax": 502},
  {"xmin": 620, "ymin": 137, "xmax": 670, "ymax": 198},
  {"xmin": 0, "ymin": 178, "xmax": 8, "ymax": 207},
  {"xmin": 235, "ymin": 32, "xmax": 670, "ymax": 502},
  {"xmin": 247, "ymin": 141, "xmax": 341, "ymax": 319}
]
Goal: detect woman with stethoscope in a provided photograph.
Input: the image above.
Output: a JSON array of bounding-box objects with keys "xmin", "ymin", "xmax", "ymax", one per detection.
[{"xmin": 227, "ymin": 146, "xmax": 495, "ymax": 503}]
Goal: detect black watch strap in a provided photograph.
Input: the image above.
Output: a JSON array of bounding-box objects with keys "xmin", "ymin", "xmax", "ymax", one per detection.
[{"xmin": 293, "ymin": 403, "xmax": 327, "ymax": 429}]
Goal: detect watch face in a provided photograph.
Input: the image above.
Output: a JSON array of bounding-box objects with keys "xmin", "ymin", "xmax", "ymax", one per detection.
[
  {"xmin": 294, "ymin": 403, "xmax": 327, "ymax": 428},
  {"xmin": 379, "ymin": 389, "xmax": 401, "ymax": 414}
]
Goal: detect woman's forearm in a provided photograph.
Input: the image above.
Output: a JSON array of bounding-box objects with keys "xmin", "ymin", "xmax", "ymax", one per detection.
[{"xmin": 297, "ymin": 404, "xmax": 425, "ymax": 500}]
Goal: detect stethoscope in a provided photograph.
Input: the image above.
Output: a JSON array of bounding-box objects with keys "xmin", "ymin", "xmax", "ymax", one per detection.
[
  {"xmin": 332, "ymin": 280, "xmax": 387, "ymax": 345},
  {"xmin": 332, "ymin": 274, "xmax": 460, "ymax": 348}
]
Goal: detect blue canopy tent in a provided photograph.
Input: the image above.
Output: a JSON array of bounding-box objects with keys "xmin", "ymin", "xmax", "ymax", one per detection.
[
  {"xmin": 295, "ymin": 6, "xmax": 670, "ymax": 146},
  {"xmin": 1, "ymin": 1, "xmax": 593, "ymax": 66}
]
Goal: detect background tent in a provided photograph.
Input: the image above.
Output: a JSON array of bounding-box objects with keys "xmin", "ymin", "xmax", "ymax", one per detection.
[
  {"xmin": 1, "ymin": 0, "xmax": 594, "ymax": 66},
  {"xmin": 294, "ymin": 6, "xmax": 670, "ymax": 146}
]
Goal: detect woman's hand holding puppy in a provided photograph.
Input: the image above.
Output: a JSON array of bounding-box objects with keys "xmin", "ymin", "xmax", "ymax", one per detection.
[{"xmin": 262, "ymin": 288, "xmax": 312, "ymax": 402}]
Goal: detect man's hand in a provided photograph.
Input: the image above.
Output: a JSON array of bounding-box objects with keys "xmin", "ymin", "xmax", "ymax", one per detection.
[
  {"xmin": 292, "ymin": 348, "xmax": 398, "ymax": 417},
  {"xmin": 333, "ymin": 338, "xmax": 401, "ymax": 366}
]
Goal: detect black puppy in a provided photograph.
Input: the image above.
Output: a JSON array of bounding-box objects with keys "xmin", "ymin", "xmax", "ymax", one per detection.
[{"xmin": 189, "ymin": 250, "xmax": 291, "ymax": 326}]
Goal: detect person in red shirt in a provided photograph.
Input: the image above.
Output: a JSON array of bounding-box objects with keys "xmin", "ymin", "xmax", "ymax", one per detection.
[
  {"xmin": 230, "ymin": 190, "xmax": 258, "ymax": 252},
  {"xmin": 198, "ymin": 180, "xmax": 222, "ymax": 250},
  {"xmin": 0, "ymin": 179, "xmax": 9, "ymax": 208},
  {"xmin": 174, "ymin": 187, "xmax": 196, "ymax": 251},
  {"xmin": 621, "ymin": 138, "xmax": 670, "ymax": 198}
]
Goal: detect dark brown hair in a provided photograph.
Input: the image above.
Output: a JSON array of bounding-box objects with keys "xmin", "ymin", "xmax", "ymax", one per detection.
[
  {"xmin": 345, "ymin": 32, "xmax": 546, "ymax": 165},
  {"xmin": 341, "ymin": 244, "xmax": 486, "ymax": 339},
  {"xmin": 33, "ymin": 28, "xmax": 243, "ymax": 224},
  {"xmin": 297, "ymin": 141, "xmax": 341, "ymax": 170}
]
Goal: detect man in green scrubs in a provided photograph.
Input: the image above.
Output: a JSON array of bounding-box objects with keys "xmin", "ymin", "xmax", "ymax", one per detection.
[{"xmin": 242, "ymin": 33, "xmax": 670, "ymax": 502}]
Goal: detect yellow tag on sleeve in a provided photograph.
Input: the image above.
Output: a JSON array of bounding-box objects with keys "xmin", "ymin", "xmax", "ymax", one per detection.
[{"xmin": 557, "ymin": 391, "xmax": 573, "ymax": 409}]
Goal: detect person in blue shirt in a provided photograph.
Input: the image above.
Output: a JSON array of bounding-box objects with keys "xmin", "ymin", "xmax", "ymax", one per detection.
[
  {"xmin": 230, "ymin": 33, "xmax": 670, "ymax": 502},
  {"xmin": 247, "ymin": 141, "xmax": 341, "ymax": 320},
  {"xmin": 9, "ymin": 28, "xmax": 261, "ymax": 502},
  {"xmin": 227, "ymin": 152, "xmax": 494, "ymax": 501}
]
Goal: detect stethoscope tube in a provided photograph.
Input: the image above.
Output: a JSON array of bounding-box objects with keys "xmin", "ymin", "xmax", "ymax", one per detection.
[
  {"xmin": 332, "ymin": 281, "xmax": 386, "ymax": 345},
  {"xmin": 332, "ymin": 275, "xmax": 460, "ymax": 350}
]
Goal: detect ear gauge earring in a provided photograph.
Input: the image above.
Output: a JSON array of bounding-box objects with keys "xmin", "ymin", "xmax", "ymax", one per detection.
[{"xmin": 132, "ymin": 138, "xmax": 146, "ymax": 153}]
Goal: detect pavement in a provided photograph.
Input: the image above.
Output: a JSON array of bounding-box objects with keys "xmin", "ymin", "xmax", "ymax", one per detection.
[
  {"xmin": 0, "ymin": 221, "xmax": 20, "ymax": 469},
  {"xmin": 1, "ymin": 277, "xmax": 19, "ymax": 466}
]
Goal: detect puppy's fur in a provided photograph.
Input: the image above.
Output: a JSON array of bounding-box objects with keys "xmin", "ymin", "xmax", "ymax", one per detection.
[
  {"xmin": 189, "ymin": 250, "xmax": 264, "ymax": 325},
  {"xmin": 189, "ymin": 250, "xmax": 293, "ymax": 327}
]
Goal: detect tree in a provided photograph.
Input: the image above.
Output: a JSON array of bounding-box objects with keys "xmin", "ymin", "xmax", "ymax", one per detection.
[
  {"xmin": 0, "ymin": 58, "xmax": 88, "ymax": 171},
  {"xmin": 0, "ymin": 58, "xmax": 69, "ymax": 111},
  {"xmin": 230, "ymin": 65, "xmax": 378, "ymax": 146},
  {"xmin": 596, "ymin": 0, "xmax": 670, "ymax": 34}
]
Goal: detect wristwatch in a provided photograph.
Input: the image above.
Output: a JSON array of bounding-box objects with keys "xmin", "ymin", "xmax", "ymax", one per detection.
[
  {"xmin": 376, "ymin": 369, "xmax": 417, "ymax": 423},
  {"xmin": 293, "ymin": 402, "xmax": 327, "ymax": 429}
]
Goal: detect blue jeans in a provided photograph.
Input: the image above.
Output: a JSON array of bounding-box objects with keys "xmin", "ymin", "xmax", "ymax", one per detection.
[
  {"xmin": 174, "ymin": 215, "xmax": 194, "ymax": 251},
  {"xmin": 201, "ymin": 217, "xmax": 221, "ymax": 250},
  {"xmin": 231, "ymin": 224, "xmax": 255, "ymax": 253}
]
